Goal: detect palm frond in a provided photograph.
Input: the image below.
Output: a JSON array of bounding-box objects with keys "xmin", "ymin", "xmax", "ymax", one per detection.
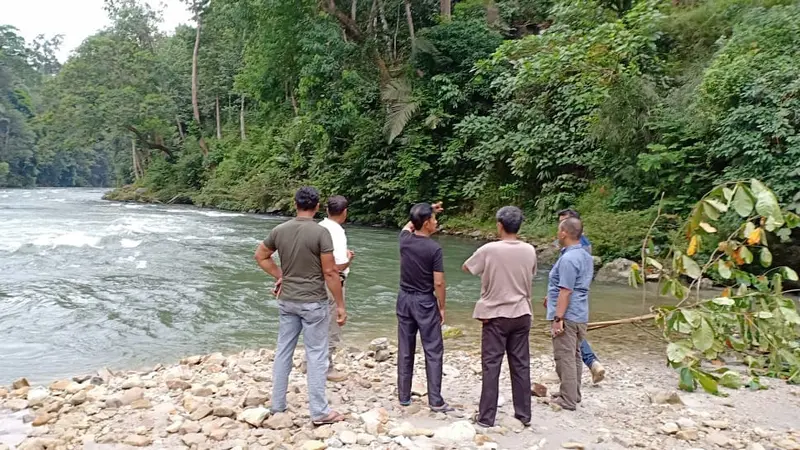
[{"xmin": 381, "ymin": 78, "xmax": 418, "ymax": 144}]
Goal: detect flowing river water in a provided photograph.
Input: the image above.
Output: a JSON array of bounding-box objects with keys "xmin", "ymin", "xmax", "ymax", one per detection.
[{"xmin": 0, "ymin": 189, "xmax": 668, "ymax": 385}]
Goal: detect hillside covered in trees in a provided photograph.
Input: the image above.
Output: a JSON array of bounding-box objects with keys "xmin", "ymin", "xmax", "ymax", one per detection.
[{"xmin": 2, "ymin": 0, "xmax": 799, "ymax": 258}]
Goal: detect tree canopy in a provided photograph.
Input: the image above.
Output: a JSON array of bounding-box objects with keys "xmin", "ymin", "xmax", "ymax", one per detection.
[{"xmin": 2, "ymin": 0, "xmax": 799, "ymax": 260}]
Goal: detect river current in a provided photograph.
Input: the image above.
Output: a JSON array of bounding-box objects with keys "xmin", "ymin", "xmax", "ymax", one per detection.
[{"xmin": 0, "ymin": 189, "xmax": 663, "ymax": 384}]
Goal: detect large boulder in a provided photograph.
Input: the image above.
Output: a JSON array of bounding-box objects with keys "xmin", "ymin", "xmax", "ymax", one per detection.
[{"xmin": 595, "ymin": 258, "xmax": 636, "ymax": 284}]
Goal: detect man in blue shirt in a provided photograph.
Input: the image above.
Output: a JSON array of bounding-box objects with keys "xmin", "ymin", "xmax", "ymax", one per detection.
[
  {"xmin": 547, "ymin": 217, "xmax": 594, "ymax": 411},
  {"xmin": 557, "ymin": 209, "xmax": 605, "ymax": 384}
]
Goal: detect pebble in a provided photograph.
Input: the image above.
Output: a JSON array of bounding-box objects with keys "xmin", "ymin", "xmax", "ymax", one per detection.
[
  {"xmin": 339, "ymin": 430, "xmax": 357, "ymax": 445},
  {"xmin": 677, "ymin": 429, "xmax": 700, "ymax": 441},
  {"xmin": 239, "ymin": 407, "xmax": 269, "ymax": 427},
  {"xmin": 190, "ymin": 403, "xmax": 213, "ymax": 420},
  {"xmin": 357, "ymin": 433, "xmax": 376, "ymax": 445},
  {"xmin": 181, "ymin": 433, "xmax": 206, "ymax": 446},
  {"xmin": 264, "ymin": 411, "xmax": 293, "ymax": 429},
  {"xmin": 562, "ymin": 443, "xmax": 586, "ymax": 450},
  {"xmin": 707, "ymin": 432, "xmax": 730, "ymax": 446},
  {"xmin": 678, "ymin": 417, "xmax": 698, "ymax": 429},
  {"xmin": 123, "ymin": 435, "xmax": 153, "ymax": 447},
  {"xmin": 301, "ymin": 441, "xmax": 327, "ymax": 450},
  {"xmin": 703, "ymin": 419, "xmax": 730, "ymax": 430},
  {"xmin": 661, "ymin": 422, "xmax": 680, "ymax": 435}
]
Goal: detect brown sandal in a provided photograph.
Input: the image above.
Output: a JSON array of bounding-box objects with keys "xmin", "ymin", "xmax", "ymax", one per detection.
[{"xmin": 312, "ymin": 410, "xmax": 345, "ymax": 426}]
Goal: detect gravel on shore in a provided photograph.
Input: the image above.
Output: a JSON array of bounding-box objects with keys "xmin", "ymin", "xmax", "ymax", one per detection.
[{"xmin": 1, "ymin": 337, "xmax": 799, "ymax": 450}]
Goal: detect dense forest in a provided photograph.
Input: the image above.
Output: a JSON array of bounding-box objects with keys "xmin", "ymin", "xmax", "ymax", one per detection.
[{"xmin": 2, "ymin": 0, "xmax": 799, "ymax": 259}]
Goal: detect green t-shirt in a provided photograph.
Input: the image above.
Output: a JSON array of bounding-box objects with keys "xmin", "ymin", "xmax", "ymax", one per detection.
[{"xmin": 264, "ymin": 217, "xmax": 334, "ymax": 302}]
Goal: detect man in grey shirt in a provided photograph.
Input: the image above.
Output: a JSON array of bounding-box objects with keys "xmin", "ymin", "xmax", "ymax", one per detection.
[
  {"xmin": 254, "ymin": 186, "xmax": 346, "ymax": 425},
  {"xmin": 547, "ymin": 217, "xmax": 594, "ymax": 411}
]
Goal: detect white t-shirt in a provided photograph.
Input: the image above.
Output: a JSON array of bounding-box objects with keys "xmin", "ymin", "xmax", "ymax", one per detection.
[{"xmin": 319, "ymin": 218, "xmax": 350, "ymax": 276}]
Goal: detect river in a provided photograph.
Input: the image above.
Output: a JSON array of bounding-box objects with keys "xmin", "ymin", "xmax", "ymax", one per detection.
[{"xmin": 0, "ymin": 189, "xmax": 666, "ymax": 385}]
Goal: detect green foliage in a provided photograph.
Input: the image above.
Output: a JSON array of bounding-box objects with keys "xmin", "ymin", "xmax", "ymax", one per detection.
[
  {"xmin": 6, "ymin": 0, "xmax": 800, "ymax": 263},
  {"xmin": 635, "ymin": 180, "xmax": 800, "ymax": 392}
]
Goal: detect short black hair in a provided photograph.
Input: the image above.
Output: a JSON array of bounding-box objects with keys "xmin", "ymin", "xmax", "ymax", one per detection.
[
  {"xmin": 496, "ymin": 206, "xmax": 524, "ymax": 234},
  {"xmin": 557, "ymin": 208, "xmax": 581, "ymax": 220},
  {"xmin": 559, "ymin": 217, "xmax": 583, "ymax": 240},
  {"xmin": 295, "ymin": 186, "xmax": 320, "ymax": 211},
  {"xmin": 327, "ymin": 195, "xmax": 348, "ymax": 216},
  {"xmin": 410, "ymin": 203, "xmax": 434, "ymax": 230}
]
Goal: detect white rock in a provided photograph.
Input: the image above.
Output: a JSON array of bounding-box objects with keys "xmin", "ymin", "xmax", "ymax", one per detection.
[
  {"xmin": 442, "ymin": 365, "xmax": 461, "ymax": 378},
  {"xmin": 702, "ymin": 419, "xmax": 730, "ymax": 430},
  {"xmin": 706, "ymin": 432, "xmax": 730, "ymax": 447},
  {"xmin": 27, "ymin": 388, "xmax": 49, "ymax": 406},
  {"xmin": 239, "ymin": 407, "xmax": 269, "ymax": 427},
  {"xmin": 339, "ymin": 430, "xmax": 357, "ymax": 445},
  {"xmin": 678, "ymin": 418, "xmax": 698, "ymax": 429},
  {"xmin": 660, "ymin": 423, "xmax": 680, "ymax": 435},
  {"xmin": 121, "ymin": 376, "xmax": 143, "ymax": 389},
  {"xmin": 356, "ymin": 433, "xmax": 376, "ymax": 445},
  {"xmin": 433, "ymin": 420, "xmax": 476, "ymax": 441}
]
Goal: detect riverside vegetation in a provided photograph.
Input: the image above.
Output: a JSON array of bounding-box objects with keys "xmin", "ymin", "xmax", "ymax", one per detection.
[{"xmin": 1, "ymin": 0, "xmax": 800, "ymax": 261}]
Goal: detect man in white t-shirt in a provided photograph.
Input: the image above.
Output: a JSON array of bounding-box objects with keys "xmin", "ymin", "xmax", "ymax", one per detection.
[{"xmin": 319, "ymin": 195, "xmax": 354, "ymax": 382}]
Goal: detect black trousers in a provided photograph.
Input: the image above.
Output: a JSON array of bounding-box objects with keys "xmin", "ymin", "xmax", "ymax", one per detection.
[
  {"xmin": 478, "ymin": 315, "xmax": 532, "ymax": 426},
  {"xmin": 396, "ymin": 290, "xmax": 444, "ymax": 407}
]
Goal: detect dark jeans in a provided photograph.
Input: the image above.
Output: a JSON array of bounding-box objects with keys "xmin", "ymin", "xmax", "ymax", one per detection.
[
  {"xmin": 478, "ymin": 315, "xmax": 532, "ymax": 426},
  {"xmin": 581, "ymin": 339, "xmax": 598, "ymax": 367},
  {"xmin": 396, "ymin": 290, "xmax": 444, "ymax": 407}
]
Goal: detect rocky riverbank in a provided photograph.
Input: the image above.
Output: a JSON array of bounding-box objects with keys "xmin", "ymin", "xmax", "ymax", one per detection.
[{"xmin": 2, "ymin": 338, "xmax": 800, "ymax": 450}]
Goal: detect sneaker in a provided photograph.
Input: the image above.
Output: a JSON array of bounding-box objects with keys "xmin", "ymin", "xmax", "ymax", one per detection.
[
  {"xmin": 590, "ymin": 361, "xmax": 606, "ymax": 384},
  {"xmin": 326, "ymin": 370, "xmax": 348, "ymax": 382}
]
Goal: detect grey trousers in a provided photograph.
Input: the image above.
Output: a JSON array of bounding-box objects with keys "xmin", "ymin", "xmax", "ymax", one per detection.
[
  {"xmin": 552, "ymin": 320, "xmax": 587, "ymax": 410},
  {"xmin": 479, "ymin": 315, "xmax": 532, "ymax": 426},
  {"xmin": 271, "ymin": 300, "xmax": 331, "ymax": 421}
]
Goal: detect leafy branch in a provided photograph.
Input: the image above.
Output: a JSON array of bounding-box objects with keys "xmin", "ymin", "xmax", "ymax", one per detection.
[{"xmin": 626, "ymin": 179, "xmax": 800, "ymax": 394}]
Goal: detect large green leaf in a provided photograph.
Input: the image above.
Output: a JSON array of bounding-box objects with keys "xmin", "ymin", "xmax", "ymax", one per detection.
[
  {"xmin": 692, "ymin": 318, "xmax": 714, "ymax": 352},
  {"xmin": 732, "ymin": 185, "xmax": 754, "ymax": 217},
  {"xmin": 679, "ymin": 367, "xmax": 696, "ymax": 392},
  {"xmin": 718, "ymin": 371, "xmax": 742, "ymax": 389},
  {"xmin": 681, "ymin": 254, "xmax": 702, "ymax": 279},
  {"xmin": 760, "ymin": 248, "xmax": 772, "ymax": 268},
  {"xmin": 783, "ymin": 267, "xmax": 799, "ymax": 281},
  {"xmin": 692, "ymin": 368, "xmax": 720, "ymax": 395},
  {"xmin": 667, "ymin": 342, "xmax": 691, "ymax": 363},
  {"xmin": 751, "ymin": 179, "xmax": 784, "ymax": 231},
  {"xmin": 712, "ymin": 297, "xmax": 734, "ymax": 306},
  {"xmin": 717, "ymin": 260, "xmax": 732, "ymax": 279}
]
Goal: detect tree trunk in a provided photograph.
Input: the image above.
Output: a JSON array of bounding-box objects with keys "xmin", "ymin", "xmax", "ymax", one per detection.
[
  {"xmin": 176, "ymin": 115, "xmax": 185, "ymax": 141},
  {"xmin": 239, "ymin": 94, "xmax": 246, "ymax": 140},
  {"xmin": 132, "ymin": 140, "xmax": 141, "ymax": 180},
  {"xmin": 215, "ymin": 95, "xmax": 222, "ymax": 139},
  {"xmin": 351, "ymin": 0, "xmax": 358, "ymax": 21},
  {"xmin": 191, "ymin": 19, "xmax": 209, "ymax": 156},
  {"xmin": 404, "ymin": 0, "xmax": 415, "ymax": 46},
  {"xmin": 377, "ymin": 0, "xmax": 392, "ymax": 56},
  {"xmin": 440, "ymin": 0, "xmax": 451, "ymax": 21}
]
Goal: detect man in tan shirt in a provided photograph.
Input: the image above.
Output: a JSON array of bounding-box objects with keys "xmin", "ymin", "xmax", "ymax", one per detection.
[{"xmin": 462, "ymin": 206, "xmax": 537, "ymax": 427}]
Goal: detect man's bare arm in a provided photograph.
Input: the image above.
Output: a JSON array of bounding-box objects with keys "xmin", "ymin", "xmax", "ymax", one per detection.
[
  {"xmin": 322, "ymin": 252, "xmax": 347, "ymax": 326},
  {"xmin": 555, "ymin": 287, "xmax": 571, "ymax": 318},
  {"xmin": 434, "ymin": 271, "xmax": 446, "ymax": 323},
  {"xmin": 254, "ymin": 242, "xmax": 282, "ymax": 280}
]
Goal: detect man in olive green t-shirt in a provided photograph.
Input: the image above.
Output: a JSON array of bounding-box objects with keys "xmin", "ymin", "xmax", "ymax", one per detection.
[{"xmin": 254, "ymin": 186, "xmax": 346, "ymax": 425}]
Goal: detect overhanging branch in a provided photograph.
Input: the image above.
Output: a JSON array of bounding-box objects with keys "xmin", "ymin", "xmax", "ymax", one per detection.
[{"xmin": 125, "ymin": 125, "xmax": 175, "ymax": 158}]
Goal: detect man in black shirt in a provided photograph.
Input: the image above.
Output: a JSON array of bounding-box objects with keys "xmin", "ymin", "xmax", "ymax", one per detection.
[{"xmin": 396, "ymin": 202, "xmax": 453, "ymax": 412}]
